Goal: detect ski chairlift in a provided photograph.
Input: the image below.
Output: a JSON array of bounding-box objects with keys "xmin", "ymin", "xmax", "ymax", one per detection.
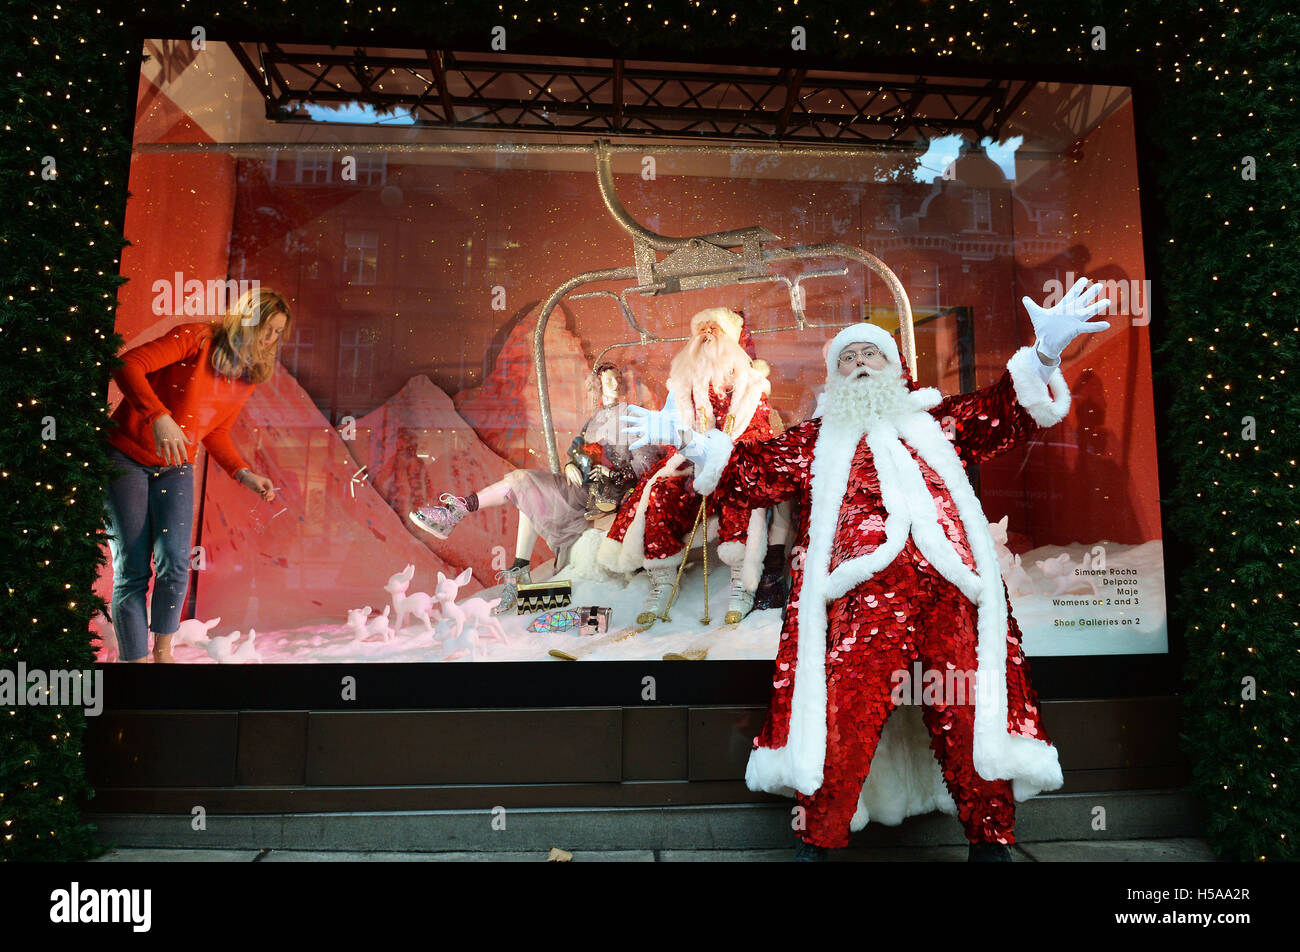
[
  {"xmin": 533, "ymin": 139, "xmax": 917, "ymax": 474},
  {"xmin": 531, "ymin": 141, "xmax": 916, "ymax": 615}
]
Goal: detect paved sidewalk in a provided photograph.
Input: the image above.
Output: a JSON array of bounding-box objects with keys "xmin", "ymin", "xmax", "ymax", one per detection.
[{"xmin": 89, "ymin": 837, "xmax": 1219, "ymax": 862}]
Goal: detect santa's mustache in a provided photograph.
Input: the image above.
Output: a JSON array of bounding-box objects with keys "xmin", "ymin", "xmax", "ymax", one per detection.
[
  {"xmin": 684, "ymin": 334, "xmax": 742, "ymax": 374},
  {"xmin": 821, "ymin": 363, "xmax": 911, "ymax": 416},
  {"xmin": 688, "ymin": 333, "xmax": 725, "ymax": 358},
  {"xmin": 844, "ymin": 364, "xmax": 892, "ymax": 382}
]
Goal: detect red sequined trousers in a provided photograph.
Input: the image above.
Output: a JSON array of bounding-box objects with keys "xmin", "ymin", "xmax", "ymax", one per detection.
[{"xmin": 797, "ymin": 540, "xmax": 1017, "ymax": 850}]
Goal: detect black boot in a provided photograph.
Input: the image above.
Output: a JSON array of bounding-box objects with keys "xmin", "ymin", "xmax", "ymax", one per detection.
[
  {"xmin": 967, "ymin": 841, "xmax": 1013, "ymax": 862},
  {"xmin": 793, "ymin": 838, "xmax": 828, "ymax": 862},
  {"xmin": 753, "ymin": 545, "xmax": 789, "ymax": 611}
]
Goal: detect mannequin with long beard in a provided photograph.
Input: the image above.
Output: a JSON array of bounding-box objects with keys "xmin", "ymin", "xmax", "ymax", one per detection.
[
  {"xmin": 599, "ymin": 307, "xmax": 776, "ymax": 625},
  {"xmin": 625, "ymin": 278, "xmax": 1113, "ymax": 860}
]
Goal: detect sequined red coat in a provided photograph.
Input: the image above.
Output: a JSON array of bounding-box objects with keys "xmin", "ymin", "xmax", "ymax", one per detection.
[
  {"xmin": 699, "ymin": 346, "xmax": 1072, "ymax": 829},
  {"xmin": 600, "ymin": 367, "xmax": 774, "ymax": 577}
]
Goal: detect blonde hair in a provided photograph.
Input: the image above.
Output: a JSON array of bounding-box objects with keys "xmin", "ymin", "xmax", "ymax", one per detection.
[{"xmin": 210, "ymin": 287, "xmax": 292, "ymax": 384}]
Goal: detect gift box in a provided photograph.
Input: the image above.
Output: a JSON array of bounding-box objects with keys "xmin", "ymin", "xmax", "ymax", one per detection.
[
  {"xmin": 527, "ymin": 608, "xmax": 581, "ymax": 633},
  {"xmin": 579, "ymin": 606, "xmax": 612, "ymax": 635},
  {"xmin": 527, "ymin": 605, "xmax": 612, "ymax": 634},
  {"xmin": 515, "ymin": 579, "xmax": 572, "ymax": 613}
]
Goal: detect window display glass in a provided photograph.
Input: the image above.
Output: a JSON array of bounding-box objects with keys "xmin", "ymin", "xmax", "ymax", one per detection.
[{"xmin": 95, "ymin": 43, "xmax": 1165, "ymax": 663}]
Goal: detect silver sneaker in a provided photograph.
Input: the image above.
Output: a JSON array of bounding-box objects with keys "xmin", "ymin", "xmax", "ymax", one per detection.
[
  {"xmin": 494, "ymin": 563, "xmax": 532, "ymax": 615},
  {"xmin": 408, "ymin": 493, "xmax": 469, "ymax": 540}
]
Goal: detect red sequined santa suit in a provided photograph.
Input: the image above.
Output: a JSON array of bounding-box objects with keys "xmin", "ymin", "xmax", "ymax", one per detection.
[
  {"xmin": 599, "ymin": 316, "xmax": 775, "ymax": 583},
  {"xmin": 698, "ymin": 342, "xmax": 1071, "ymax": 848}
]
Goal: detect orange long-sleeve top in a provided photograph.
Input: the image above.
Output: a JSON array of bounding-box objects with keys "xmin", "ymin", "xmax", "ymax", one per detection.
[{"xmin": 107, "ymin": 322, "xmax": 256, "ymax": 478}]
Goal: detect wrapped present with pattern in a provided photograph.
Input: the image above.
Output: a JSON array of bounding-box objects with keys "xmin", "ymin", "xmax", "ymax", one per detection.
[
  {"xmin": 527, "ymin": 608, "xmax": 581, "ymax": 633},
  {"xmin": 515, "ymin": 579, "xmax": 572, "ymax": 613},
  {"xmin": 528, "ymin": 605, "xmax": 613, "ymax": 634}
]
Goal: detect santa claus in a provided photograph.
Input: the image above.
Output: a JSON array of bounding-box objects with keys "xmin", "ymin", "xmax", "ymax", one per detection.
[
  {"xmin": 624, "ymin": 277, "xmax": 1113, "ymax": 860},
  {"xmin": 599, "ymin": 306, "xmax": 775, "ymax": 626}
]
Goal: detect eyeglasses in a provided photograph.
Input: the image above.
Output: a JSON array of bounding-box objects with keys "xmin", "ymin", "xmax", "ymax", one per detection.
[{"xmin": 838, "ymin": 345, "xmax": 883, "ymax": 364}]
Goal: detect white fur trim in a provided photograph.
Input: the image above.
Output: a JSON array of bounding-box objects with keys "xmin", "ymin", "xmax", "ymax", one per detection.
[
  {"xmin": 716, "ymin": 508, "xmax": 769, "ymax": 592},
  {"xmin": 741, "ymin": 508, "xmax": 768, "ymax": 593},
  {"xmin": 686, "ymin": 429, "xmax": 734, "ymax": 496},
  {"xmin": 597, "ymin": 453, "xmax": 692, "ymax": 574},
  {"xmin": 690, "ymin": 306, "xmax": 743, "ymax": 343},
  {"xmin": 596, "ymin": 535, "xmax": 624, "ymax": 573},
  {"xmin": 716, "ymin": 541, "xmax": 746, "ymax": 567},
  {"xmin": 745, "ymin": 396, "xmax": 1063, "ymax": 819},
  {"xmin": 669, "ymin": 363, "xmax": 769, "ymax": 441},
  {"xmin": 1007, "ymin": 346, "xmax": 1071, "ymax": 427},
  {"xmin": 825, "ymin": 323, "xmax": 901, "ymax": 376},
  {"xmin": 643, "ymin": 549, "xmax": 685, "ymax": 569},
  {"xmin": 908, "ymin": 387, "xmax": 943, "ymax": 411},
  {"xmin": 849, "ymin": 707, "xmax": 957, "ymax": 830},
  {"xmin": 891, "ymin": 409, "xmax": 1063, "ymax": 797},
  {"xmin": 567, "ymin": 528, "xmax": 627, "ymax": 581}
]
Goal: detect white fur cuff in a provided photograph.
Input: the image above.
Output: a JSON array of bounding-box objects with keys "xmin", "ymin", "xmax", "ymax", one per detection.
[
  {"xmin": 1006, "ymin": 345, "xmax": 1071, "ymax": 427},
  {"xmin": 687, "ymin": 429, "xmax": 735, "ymax": 496}
]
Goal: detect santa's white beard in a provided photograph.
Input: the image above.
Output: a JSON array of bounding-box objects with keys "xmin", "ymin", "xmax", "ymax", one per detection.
[
  {"xmin": 667, "ymin": 332, "xmax": 750, "ymax": 399},
  {"xmin": 819, "ymin": 365, "xmax": 914, "ymax": 433}
]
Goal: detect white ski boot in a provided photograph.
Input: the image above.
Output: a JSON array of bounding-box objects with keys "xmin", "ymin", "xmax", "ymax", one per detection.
[
  {"xmin": 494, "ymin": 563, "xmax": 532, "ymax": 615},
  {"xmin": 637, "ymin": 562, "xmax": 678, "ymax": 627},
  {"xmin": 725, "ymin": 565, "xmax": 755, "ymax": 625}
]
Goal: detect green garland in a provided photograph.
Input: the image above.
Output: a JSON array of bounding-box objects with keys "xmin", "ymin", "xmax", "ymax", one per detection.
[
  {"xmin": 1144, "ymin": 5, "xmax": 1300, "ymax": 862},
  {"xmin": 0, "ymin": 1, "xmax": 135, "ymax": 861},
  {"xmin": 0, "ymin": 0, "xmax": 1294, "ymax": 861}
]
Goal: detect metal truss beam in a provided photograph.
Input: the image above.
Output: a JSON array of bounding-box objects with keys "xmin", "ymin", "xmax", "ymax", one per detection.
[{"xmin": 226, "ymin": 44, "xmax": 1034, "ymax": 146}]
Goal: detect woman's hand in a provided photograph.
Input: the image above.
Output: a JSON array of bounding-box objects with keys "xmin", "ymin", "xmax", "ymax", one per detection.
[
  {"xmin": 151, "ymin": 413, "xmax": 195, "ymax": 465},
  {"xmin": 237, "ymin": 469, "xmax": 277, "ymax": 502}
]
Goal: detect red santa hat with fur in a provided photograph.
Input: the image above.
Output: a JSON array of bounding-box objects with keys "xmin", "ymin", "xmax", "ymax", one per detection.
[{"xmin": 822, "ymin": 321, "xmax": 922, "ymax": 389}]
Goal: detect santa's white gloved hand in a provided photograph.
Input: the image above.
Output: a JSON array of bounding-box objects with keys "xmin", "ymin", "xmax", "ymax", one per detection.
[
  {"xmin": 679, "ymin": 430, "xmax": 711, "ymax": 469},
  {"xmin": 1021, "ymin": 277, "xmax": 1112, "ymax": 365},
  {"xmin": 622, "ymin": 393, "xmax": 693, "ymax": 451},
  {"xmin": 682, "ymin": 430, "xmax": 735, "ymax": 496}
]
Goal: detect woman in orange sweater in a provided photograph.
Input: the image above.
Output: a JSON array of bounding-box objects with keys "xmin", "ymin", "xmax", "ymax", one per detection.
[{"xmin": 104, "ymin": 288, "xmax": 291, "ymax": 662}]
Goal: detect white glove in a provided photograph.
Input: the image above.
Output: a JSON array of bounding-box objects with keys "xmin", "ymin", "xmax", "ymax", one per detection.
[
  {"xmin": 1022, "ymin": 277, "xmax": 1112, "ymax": 363},
  {"xmin": 679, "ymin": 431, "xmax": 713, "ymax": 469},
  {"xmin": 683, "ymin": 429, "xmax": 736, "ymax": 496},
  {"xmin": 621, "ymin": 392, "xmax": 693, "ymax": 451}
]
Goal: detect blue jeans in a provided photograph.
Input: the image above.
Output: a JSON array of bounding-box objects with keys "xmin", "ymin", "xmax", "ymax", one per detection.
[{"xmin": 103, "ymin": 445, "xmax": 195, "ymax": 661}]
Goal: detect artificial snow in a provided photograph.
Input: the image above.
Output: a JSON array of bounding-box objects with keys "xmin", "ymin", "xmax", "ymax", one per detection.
[{"xmin": 143, "ymin": 533, "xmax": 1165, "ymax": 664}]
